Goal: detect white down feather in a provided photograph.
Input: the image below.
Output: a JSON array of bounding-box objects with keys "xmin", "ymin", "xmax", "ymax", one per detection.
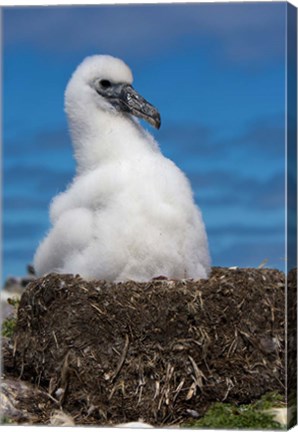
[{"xmin": 34, "ymin": 55, "xmax": 211, "ymax": 282}]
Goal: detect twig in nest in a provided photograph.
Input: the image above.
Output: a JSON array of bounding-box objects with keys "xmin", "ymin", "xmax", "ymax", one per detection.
[
  {"xmin": 188, "ymin": 355, "xmax": 206, "ymax": 390},
  {"xmin": 111, "ymin": 334, "xmax": 129, "ymax": 383},
  {"xmin": 173, "ymin": 378, "xmax": 185, "ymax": 403}
]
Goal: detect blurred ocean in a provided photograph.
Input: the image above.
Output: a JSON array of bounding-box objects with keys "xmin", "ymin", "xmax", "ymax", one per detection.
[{"xmin": 3, "ymin": 3, "xmax": 288, "ymax": 281}]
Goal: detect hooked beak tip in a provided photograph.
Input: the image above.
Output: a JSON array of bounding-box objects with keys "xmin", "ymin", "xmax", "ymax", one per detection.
[
  {"xmin": 155, "ymin": 116, "xmax": 161, "ymax": 130},
  {"xmin": 149, "ymin": 112, "xmax": 161, "ymax": 130}
]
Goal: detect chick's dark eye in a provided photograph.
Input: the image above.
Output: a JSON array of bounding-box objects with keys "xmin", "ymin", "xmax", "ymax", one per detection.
[{"xmin": 100, "ymin": 79, "xmax": 111, "ymax": 88}]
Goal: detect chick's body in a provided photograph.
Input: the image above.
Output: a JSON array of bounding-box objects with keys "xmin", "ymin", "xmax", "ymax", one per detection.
[{"xmin": 34, "ymin": 55, "xmax": 210, "ymax": 282}]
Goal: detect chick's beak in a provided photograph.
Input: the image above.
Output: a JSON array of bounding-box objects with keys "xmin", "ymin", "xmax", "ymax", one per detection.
[{"xmin": 114, "ymin": 84, "xmax": 161, "ymax": 129}]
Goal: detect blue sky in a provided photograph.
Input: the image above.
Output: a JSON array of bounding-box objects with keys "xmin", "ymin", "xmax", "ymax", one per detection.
[{"xmin": 3, "ymin": 3, "xmax": 288, "ymax": 280}]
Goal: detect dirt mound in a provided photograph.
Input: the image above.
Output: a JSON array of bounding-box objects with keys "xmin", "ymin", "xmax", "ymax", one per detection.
[{"xmin": 6, "ymin": 267, "xmax": 286, "ymax": 426}]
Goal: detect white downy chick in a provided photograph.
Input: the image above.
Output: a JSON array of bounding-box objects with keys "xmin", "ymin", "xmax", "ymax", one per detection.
[{"xmin": 34, "ymin": 55, "xmax": 210, "ymax": 282}]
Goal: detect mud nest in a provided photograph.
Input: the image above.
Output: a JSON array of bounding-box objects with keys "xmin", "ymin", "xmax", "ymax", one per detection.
[{"xmin": 6, "ymin": 267, "xmax": 287, "ymax": 426}]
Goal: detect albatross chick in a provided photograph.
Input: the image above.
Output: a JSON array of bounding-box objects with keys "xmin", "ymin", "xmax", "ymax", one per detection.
[{"xmin": 34, "ymin": 55, "xmax": 210, "ymax": 282}]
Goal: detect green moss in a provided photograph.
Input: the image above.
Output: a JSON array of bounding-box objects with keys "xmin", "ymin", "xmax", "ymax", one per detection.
[
  {"xmin": 1, "ymin": 415, "xmax": 14, "ymax": 425},
  {"xmin": 252, "ymin": 392, "xmax": 284, "ymax": 410},
  {"xmin": 1, "ymin": 296, "xmax": 19, "ymax": 338},
  {"xmin": 182, "ymin": 393, "xmax": 285, "ymax": 430},
  {"xmin": 1, "ymin": 315, "xmax": 17, "ymax": 338},
  {"xmin": 7, "ymin": 296, "xmax": 20, "ymax": 309}
]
